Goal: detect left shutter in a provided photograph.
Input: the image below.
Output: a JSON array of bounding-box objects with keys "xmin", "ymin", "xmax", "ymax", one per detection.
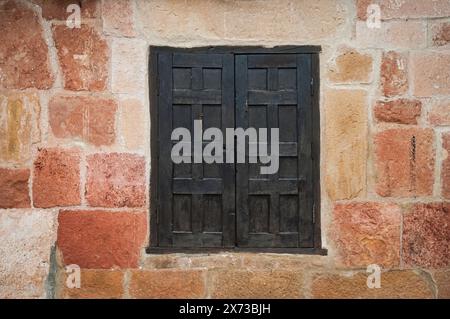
[{"xmin": 156, "ymin": 51, "xmax": 235, "ymax": 248}]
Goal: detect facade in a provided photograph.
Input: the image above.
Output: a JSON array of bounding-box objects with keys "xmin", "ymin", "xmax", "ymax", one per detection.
[{"xmin": 0, "ymin": 0, "xmax": 449, "ymax": 298}]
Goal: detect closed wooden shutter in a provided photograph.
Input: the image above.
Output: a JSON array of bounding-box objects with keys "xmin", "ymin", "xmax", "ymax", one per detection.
[
  {"xmin": 155, "ymin": 52, "xmax": 236, "ymax": 248},
  {"xmin": 235, "ymin": 54, "xmax": 314, "ymax": 248},
  {"xmin": 149, "ymin": 47, "xmax": 322, "ymax": 252}
]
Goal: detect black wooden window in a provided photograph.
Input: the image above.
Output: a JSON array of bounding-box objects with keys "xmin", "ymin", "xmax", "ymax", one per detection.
[{"xmin": 148, "ymin": 46, "xmax": 324, "ymax": 254}]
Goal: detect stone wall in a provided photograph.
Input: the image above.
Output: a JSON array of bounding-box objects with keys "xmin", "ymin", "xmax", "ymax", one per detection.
[{"xmin": 0, "ymin": 0, "xmax": 449, "ymax": 298}]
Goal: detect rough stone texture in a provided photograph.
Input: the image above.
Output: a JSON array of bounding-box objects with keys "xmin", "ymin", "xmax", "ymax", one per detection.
[
  {"xmin": 60, "ymin": 270, "xmax": 124, "ymax": 299},
  {"xmin": 429, "ymin": 99, "xmax": 450, "ymax": 126},
  {"xmin": 324, "ymin": 89, "xmax": 367, "ymax": 201},
  {"xmin": 240, "ymin": 254, "xmax": 326, "ymax": 270},
  {"xmin": 141, "ymin": 255, "xmax": 192, "ymax": 269},
  {"xmin": 129, "ymin": 269, "xmax": 206, "ymax": 298},
  {"xmin": 374, "ymin": 99, "xmax": 422, "ymax": 125},
  {"xmin": 0, "ymin": 1, "xmax": 53, "ymax": 89},
  {"xmin": 52, "ymin": 24, "xmax": 109, "ymax": 92},
  {"xmin": 434, "ymin": 270, "xmax": 450, "ymax": 299},
  {"xmin": 380, "ymin": 51, "xmax": 408, "ymax": 97},
  {"xmin": 0, "ymin": 168, "xmax": 30, "ymax": 208},
  {"xmin": 190, "ymin": 255, "xmax": 243, "ymax": 269},
  {"xmin": 49, "ymin": 95, "xmax": 117, "ymax": 146},
  {"xmin": 327, "ymin": 47, "xmax": 373, "ymax": 84},
  {"xmin": 403, "ymin": 203, "xmax": 450, "ymax": 269},
  {"xmin": 411, "ymin": 52, "xmax": 450, "ymax": 97},
  {"xmin": 85, "ymin": 153, "xmax": 146, "ymax": 208},
  {"xmin": 355, "ymin": 20, "xmax": 426, "ymax": 49},
  {"xmin": 32, "ymin": 148, "xmax": 81, "ymax": 208},
  {"xmin": 331, "ymin": 203, "xmax": 401, "ymax": 268},
  {"xmin": 225, "ymin": 0, "xmax": 348, "ymax": 41},
  {"xmin": 57, "ymin": 210, "xmax": 147, "ymax": 269},
  {"xmin": 210, "ymin": 269, "xmax": 304, "ymax": 298},
  {"xmin": 136, "ymin": 0, "xmax": 224, "ymax": 41},
  {"xmin": 357, "ymin": 0, "xmax": 450, "ymax": 20},
  {"xmin": 32, "ymin": 0, "xmax": 100, "ymax": 20},
  {"xmin": 311, "ymin": 271, "xmax": 433, "ymax": 299},
  {"xmin": 120, "ymin": 99, "xmax": 146, "ymax": 150},
  {"xmin": 141, "ymin": 253, "xmax": 327, "ymax": 271},
  {"xmin": 374, "ymin": 128, "xmax": 435, "ymax": 197},
  {"xmin": 0, "ymin": 210, "xmax": 57, "ymax": 298},
  {"xmin": 111, "ymin": 38, "xmax": 146, "ymax": 94},
  {"xmin": 136, "ymin": 0, "xmax": 348, "ymax": 42},
  {"xmin": 102, "ymin": 0, "xmax": 135, "ymax": 37},
  {"xmin": 443, "ymin": 133, "xmax": 450, "ymax": 199},
  {"xmin": 142, "ymin": 253, "xmax": 242, "ymax": 270},
  {"xmin": 0, "ymin": 93, "xmax": 41, "ymax": 164},
  {"xmin": 430, "ymin": 21, "xmax": 450, "ymax": 47},
  {"xmin": 49, "ymin": 96, "xmax": 83, "ymax": 143}
]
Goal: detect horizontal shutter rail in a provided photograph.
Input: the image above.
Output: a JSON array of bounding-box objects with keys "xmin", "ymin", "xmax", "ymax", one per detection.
[
  {"xmin": 172, "ymin": 89, "xmax": 222, "ymax": 104},
  {"xmin": 172, "ymin": 53, "xmax": 223, "ymax": 67},
  {"xmin": 248, "ymin": 180, "xmax": 298, "ymax": 194},
  {"xmin": 173, "ymin": 179, "xmax": 223, "ymax": 194},
  {"xmin": 248, "ymin": 90, "xmax": 297, "ymax": 105},
  {"xmin": 247, "ymin": 54, "xmax": 297, "ymax": 68}
]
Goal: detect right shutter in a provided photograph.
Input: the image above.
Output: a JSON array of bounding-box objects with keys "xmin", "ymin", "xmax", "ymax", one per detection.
[{"xmin": 235, "ymin": 53, "xmax": 315, "ymax": 248}]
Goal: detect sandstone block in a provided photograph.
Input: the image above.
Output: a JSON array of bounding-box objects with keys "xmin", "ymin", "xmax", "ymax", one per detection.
[
  {"xmin": 324, "ymin": 89, "xmax": 367, "ymax": 200},
  {"xmin": 331, "ymin": 202, "xmax": 401, "ymax": 268},
  {"xmin": 32, "ymin": 148, "xmax": 81, "ymax": 208},
  {"xmin": 374, "ymin": 128, "xmax": 434, "ymax": 197},
  {"xmin": 85, "ymin": 153, "xmax": 146, "ymax": 208},
  {"xmin": 57, "ymin": 210, "xmax": 147, "ymax": 269}
]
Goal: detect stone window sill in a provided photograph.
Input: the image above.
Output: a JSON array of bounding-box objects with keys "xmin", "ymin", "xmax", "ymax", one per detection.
[{"xmin": 146, "ymin": 247, "xmax": 328, "ymax": 255}]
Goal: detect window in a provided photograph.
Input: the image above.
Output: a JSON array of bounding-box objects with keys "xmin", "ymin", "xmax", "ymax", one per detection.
[{"xmin": 148, "ymin": 46, "xmax": 324, "ymax": 254}]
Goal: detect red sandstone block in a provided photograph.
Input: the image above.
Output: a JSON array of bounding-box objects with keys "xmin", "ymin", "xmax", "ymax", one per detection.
[
  {"xmin": 403, "ymin": 203, "xmax": 450, "ymax": 268},
  {"xmin": 32, "ymin": 148, "xmax": 81, "ymax": 208},
  {"xmin": 0, "ymin": 1, "xmax": 53, "ymax": 89},
  {"xmin": 0, "ymin": 168, "xmax": 30, "ymax": 208},
  {"xmin": 102, "ymin": 0, "xmax": 136, "ymax": 37},
  {"xmin": 49, "ymin": 95, "xmax": 117, "ymax": 146},
  {"xmin": 380, "ymin": 51, "xmax": 408, "ymax": 97},
  {"xmin": 331, "ymin": 202, "xmax": 401, "ymax": 268},
  {"xmin": 57, "ymin": 210, "xmax": 147, "ymax": 269},
  {"xmin": 374, "ymin": 128, "xmax": 435, "ymax": 197},
  {"xmin": 374, "ymin": 99, "xmax": 421, "ymax": 125},
  {"xmin": 85, "ymin": 153, "xmax": 146, "ymax": 208},
  {"xmin": 52, "ymin": 24, "xmax": 108, "ymax": 91}
]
